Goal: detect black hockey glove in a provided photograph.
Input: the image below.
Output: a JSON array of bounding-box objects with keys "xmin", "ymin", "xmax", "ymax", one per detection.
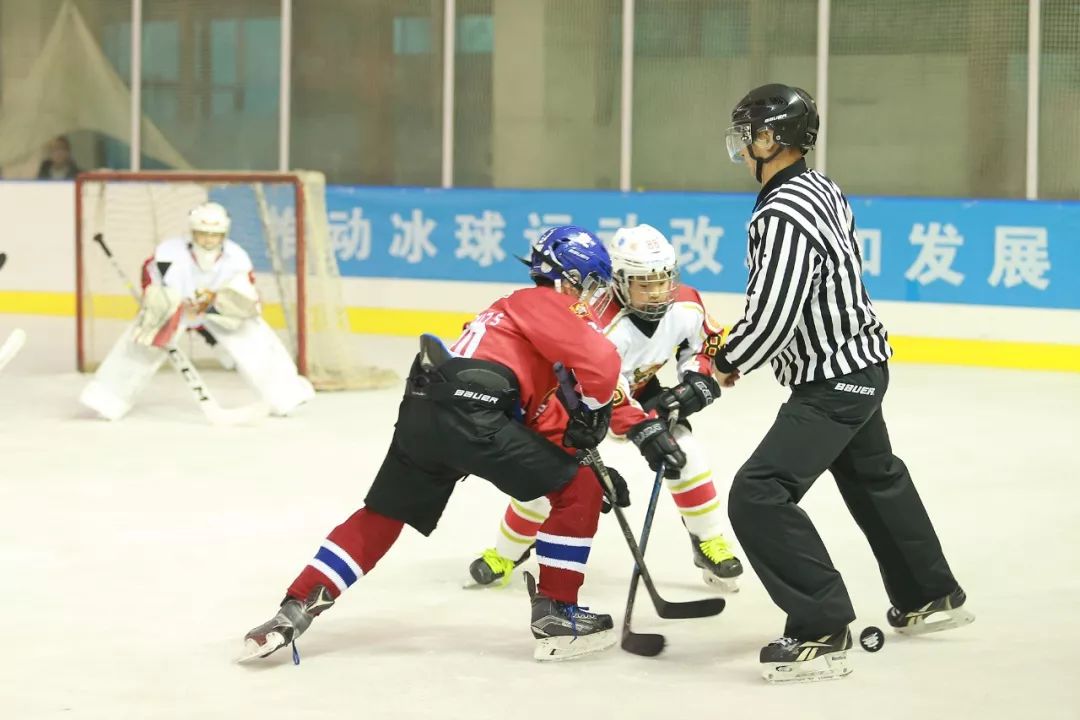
[
  {"xmin": 626, "ymin": 418, "xmax": 686, "ymax": 478},
  {"xmin": 599, "ymin": 465, "xmax": 630, "ymax": 514},
  {"xmin": 562, "ymin": 402, "xmax": 612, "ymax": 450},
  {"xmin": 651, "ymin": 371, "xmax": 721, "ymax": 419}
]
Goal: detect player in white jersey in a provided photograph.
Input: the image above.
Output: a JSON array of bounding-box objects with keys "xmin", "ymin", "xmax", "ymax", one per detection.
[
  {"xmin": 467, "ymin": 224, "xmax": 744, "ymax": 591},
  {"xmin": 79, "ymin": 202, "xmax": 314, "ymax": 420}
]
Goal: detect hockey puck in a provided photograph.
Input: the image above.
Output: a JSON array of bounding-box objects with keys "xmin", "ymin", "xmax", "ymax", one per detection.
[{"xmin": 859, "ymin": 626, "xmax": 885, "ymax": 652}]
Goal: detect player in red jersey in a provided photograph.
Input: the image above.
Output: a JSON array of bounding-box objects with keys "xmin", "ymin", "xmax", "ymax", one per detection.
[{"xmin": 239, "ymin": 226, "xmax": 660, "ymax": 663}]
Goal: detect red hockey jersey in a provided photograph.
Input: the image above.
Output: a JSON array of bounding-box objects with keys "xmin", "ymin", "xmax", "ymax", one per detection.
[{"xmin": 449, "ymin": 286, "xmax": 622, "ymax": 444}]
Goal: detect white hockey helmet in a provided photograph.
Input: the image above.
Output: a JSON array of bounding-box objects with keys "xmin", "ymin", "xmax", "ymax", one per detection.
[
  {"xmin": 188, "ymin": 202, "xmax": 229, "ymax": 270},
  {"xmin": 607, "ymin": 224, "xmax": 679, "ymax": 321},
  {"xmin": 190, "ymin": 201, "xmax": 230, "ymax": 236}
]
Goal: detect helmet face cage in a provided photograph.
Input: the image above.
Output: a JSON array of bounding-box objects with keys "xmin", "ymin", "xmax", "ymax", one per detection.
[{"xmin": 614, "ymin": 265, "xmax": 679, "ymax": 321}]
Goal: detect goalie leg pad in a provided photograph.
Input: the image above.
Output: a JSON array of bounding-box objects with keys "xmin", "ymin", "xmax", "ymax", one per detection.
[
  {"xmin": 213, "ymin": 317, "xmax": 315, "ymax": 415},
  {"xmin": 80, "ymin": 325, "xmax": 167, "ymax": 420}
]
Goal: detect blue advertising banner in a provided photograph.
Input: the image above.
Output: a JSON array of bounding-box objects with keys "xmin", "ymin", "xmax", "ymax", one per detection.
[{"xmin": 216, "ymin": 186, "xmax": 1080, "ymax": 311}]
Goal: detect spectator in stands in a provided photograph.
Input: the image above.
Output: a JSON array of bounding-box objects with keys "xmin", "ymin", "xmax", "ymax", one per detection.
[{"xmin": 37, "ymin": 135, "xmax": 80, "ymax": 180}]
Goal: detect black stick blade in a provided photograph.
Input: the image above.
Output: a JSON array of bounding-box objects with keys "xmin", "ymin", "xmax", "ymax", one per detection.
[
  {"xmin": 655, "ymin": 597, "xmax": 726, "ymax": 620},
  {"xmin": 621, "ymin": 630, "xmax": 666, "ymax": 657}
]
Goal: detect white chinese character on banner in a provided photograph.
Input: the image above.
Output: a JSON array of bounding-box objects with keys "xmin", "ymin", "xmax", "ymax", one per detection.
[
  {"xmin": 389, "ymin": 209, "xmax": 437, "ymax": 264},
  {"xmin": 669, "ymin": 215, "xmax": 724, "ymax": 274},
  {"xmin": 857, "ymin": 228, "xmax": 882, "ymax": 277},
  {"xmin": 988, "ymin": 227, "xmax": 1050, "ymax": 290},
  {"xmin": 596, "ymin": 213, "xmax": 639, "ymax": 244},
  {"xmin": 524, "ymin": 212, "xmax": 573, "ymax": 247},
  {"xmin": 905, "ymin": 222, "xmax": 965, "ymax": 286},
  {"xmin": 266, "ymin": 205, "xmax": 297, "ymax": 260},
  {"xmin": 329, "ymin": 207, "xmax": 372, "ymax": 261},
  {"xmin": 455, "ymin": 211, "xmax": 507, "ymax": 267}
]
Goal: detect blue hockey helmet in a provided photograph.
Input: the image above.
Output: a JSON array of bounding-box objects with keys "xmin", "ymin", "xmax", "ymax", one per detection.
[{"xmin": 527, "ymin": 225, "xmax": 613, "ymax": 311}]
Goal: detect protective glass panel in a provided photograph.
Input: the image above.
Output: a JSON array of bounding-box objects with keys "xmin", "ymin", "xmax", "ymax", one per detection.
[
  {"xmin": 631, "ymin": 0, "xmax": 817, "ymax": 191},
  {"xmin": 453, "ymin": 0, "xmax": 621, "ymax": 189},
  {"xmin": 1039, "ymin": 0, "xmax": 1080, "ymax": 199},
  {"xmin": 140, "ymin": 0, "xmax": 281, "ymax": 171},
  {"xmin": 828, "ymin": 0, "xmax": 1028, "ymax": 198},
  {"xmin": 0, "ymin": 0, "xmax": 132, "ymax": 177},
  {"xmin": 291, "ymin": 0, "xmax": 443, "ymax": 186}
]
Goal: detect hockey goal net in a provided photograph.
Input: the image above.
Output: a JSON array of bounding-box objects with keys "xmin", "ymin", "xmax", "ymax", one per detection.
[{"xmin": 75, "ymin": 170, "xmax": 396, "ymax": 391}]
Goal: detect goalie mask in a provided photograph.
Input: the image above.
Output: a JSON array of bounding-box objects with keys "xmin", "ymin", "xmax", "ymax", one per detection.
[
  {"xmin": 189, "ymin": 202, "xmax": 230, "ymax": 271},
  {"xmin": 608, "ymin": 224, "xmax": 679, "ymax": 321}
]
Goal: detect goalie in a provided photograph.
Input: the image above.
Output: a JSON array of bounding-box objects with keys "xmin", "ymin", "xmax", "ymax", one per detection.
[{"xmin": 80, "ymin": 202, "xmax": 315, "ymax": 420}]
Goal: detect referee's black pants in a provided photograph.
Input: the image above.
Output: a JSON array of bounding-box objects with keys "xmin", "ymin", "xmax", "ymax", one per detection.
[{"xmin": 728, "ymin": 362, "xmax": 959, "ymax": 639}]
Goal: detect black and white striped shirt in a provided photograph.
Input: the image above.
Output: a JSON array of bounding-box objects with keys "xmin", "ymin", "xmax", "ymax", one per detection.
[{"xmin": 714, "ymin": 159, "xmax": 892, "ymax": 386}]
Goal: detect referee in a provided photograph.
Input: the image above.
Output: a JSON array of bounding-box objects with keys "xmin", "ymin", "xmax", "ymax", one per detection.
[{"xmin": 714, "ymin": 84, "xmax": 973, "ymax": 683}]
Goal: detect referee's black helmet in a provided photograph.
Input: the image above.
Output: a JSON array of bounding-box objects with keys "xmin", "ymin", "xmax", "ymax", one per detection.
[{"xmin": 725, "ymin": 84, "xmax": 820, "ymax": 165}]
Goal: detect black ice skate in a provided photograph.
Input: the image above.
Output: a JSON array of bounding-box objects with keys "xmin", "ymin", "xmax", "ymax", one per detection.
[
  {"xmin": 237, "ymin": 585, "xmax": 335, "ymax": 663},
  {"xmin": 687, "ymin": 530, "xmax": 743, "ymax": 592},
  {"xmin": 760, "ymin": 628, "xmax": 853, "ymax": 684},
  {"xmin": 465, "ymin": 544, "xmax": 534, "ymax": 588},
  {"xmin": 887, "ymin": 586, "xmax": 975, "ymax": 636},
  {"xmin": 525, "ymin": 571, "xmax": 616, "ymax": 661}
]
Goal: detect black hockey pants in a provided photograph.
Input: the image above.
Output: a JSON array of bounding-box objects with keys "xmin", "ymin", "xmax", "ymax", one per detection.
[
  {"xmin": 365, "ymin": 349, "xmax": 578, "ymax": 537},
  {"xmin": 727, "ymin": 362, "xmax": 959, "ymax": 639}
]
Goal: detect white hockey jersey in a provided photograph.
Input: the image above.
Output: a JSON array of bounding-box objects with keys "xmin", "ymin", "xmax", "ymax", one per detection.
[
  {"xmin": 142, "ymin": 236, "xmax": 255, "ymax": 298},
  {"xmin": 597, "ymin": 285, "xmax": 725, "ymax": 436}
]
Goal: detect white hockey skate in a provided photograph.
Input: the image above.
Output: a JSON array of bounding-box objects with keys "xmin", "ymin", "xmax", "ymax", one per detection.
[
  {"xmin": 237, "ymin": 586, "xmax": 334, "ymax": 663},
  {"xmin": 760, "ymin": 629, "xmax": 853, "ymax": 684},
  {"xmin": 526, "ymin": 572, "xmax": 616, "ymax": 662},
  {"xmin": 887, "ymin": 586, "xmax": 975, "ymax": 636},
  {"xmin": 689, "ymin": 531, "xmax": 743, "ymax": 592}
]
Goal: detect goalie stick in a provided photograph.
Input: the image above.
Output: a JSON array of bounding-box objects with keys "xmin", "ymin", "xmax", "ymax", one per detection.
[
  {"xmin": 553, "ymin": 363, "xmax": 726, "ymax": 623},
  {"xmin": 91, "ymin": 233, "xmax": 268, "ymax": 425},
  {"xmin": 0, "ymin": 328, "xmax": 26, "ymax": 373},
  {"xmin": 620, "ymin": 412, "xmax": 679, "ymax": 657}
]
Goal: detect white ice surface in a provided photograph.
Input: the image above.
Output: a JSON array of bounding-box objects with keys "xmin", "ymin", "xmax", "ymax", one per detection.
[{"xmin": 1, "ymin": 322, "xmax": 1079, "ymax": 720}]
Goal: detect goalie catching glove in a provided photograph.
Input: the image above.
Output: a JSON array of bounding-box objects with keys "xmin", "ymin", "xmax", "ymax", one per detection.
[
  {"xmin": 627, "ymin": 418, "xmax": 686, "ymax": 478},
  {"xmin": 649, "ymin": 371, "xmax": 721, "ymax": 420}
]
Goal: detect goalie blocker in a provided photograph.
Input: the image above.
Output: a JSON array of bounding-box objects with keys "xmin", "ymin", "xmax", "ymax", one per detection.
[{"xmin": 80, "ymin": 203, "xmax": 313, "ymax": 420}]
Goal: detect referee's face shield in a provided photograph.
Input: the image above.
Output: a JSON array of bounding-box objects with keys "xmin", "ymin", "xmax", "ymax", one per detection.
[{"xmin": 725, "ymin": 123, "xmax": 754, "ymax": 163}]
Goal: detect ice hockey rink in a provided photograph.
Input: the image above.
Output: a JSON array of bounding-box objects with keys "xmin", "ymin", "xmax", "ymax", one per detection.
[{"xmin": 2, "ymin": 317, "xmax": 1078, "ymax": 720}]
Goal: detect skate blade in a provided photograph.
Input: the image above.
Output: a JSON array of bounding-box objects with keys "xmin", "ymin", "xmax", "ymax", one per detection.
[
  {"xmin": 895, "ymin": 606, "xmax": 976, "ymax": 636},
  {"xmin": 533, "ymin": 629, "xmax": 617, "ymax": 662},
  {"xmin": 762, "ymin": 651, "xmax": 853, "ymax": 685},
  {"xmin": 702, "ymin": 569, "xmax": 740, "ymax": 593},
  {"xmin": 236, "ymin": 633, "xmax": 288, "ymax": 663}
]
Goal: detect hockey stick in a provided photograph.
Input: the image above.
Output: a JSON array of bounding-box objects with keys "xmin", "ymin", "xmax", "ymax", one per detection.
[
  {"xmin": 0, "ymin": 252, "xmax": 7, "ymax": 271},
  {"xmin": 91, "ymin": 233, "xmax": 268, "ymax": 425},
  {"xmin": 553, "ymin": 363, "xmax": 725, "ymax": 621},
  {"xmin": 621, "ymin": 411, "xmax": 679, "ymax": 657},
  {"xmin": 0, "ymin": 328, "xmax": 26, "ymax": 373}
]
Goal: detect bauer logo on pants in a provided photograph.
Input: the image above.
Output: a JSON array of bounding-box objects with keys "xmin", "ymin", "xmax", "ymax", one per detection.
[
  {"xmin": 453, "ymin": 388, "xmax": 500, "ymax": 404},
  {"xmin": 834, "ymin": 382, "xmax": 876, "ymax": 396}
]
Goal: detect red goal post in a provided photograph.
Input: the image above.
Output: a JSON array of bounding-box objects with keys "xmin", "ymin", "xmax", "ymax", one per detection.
[{"xmin": 74, "ymin": 169, "xmax": 396, "ymax": 390}]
